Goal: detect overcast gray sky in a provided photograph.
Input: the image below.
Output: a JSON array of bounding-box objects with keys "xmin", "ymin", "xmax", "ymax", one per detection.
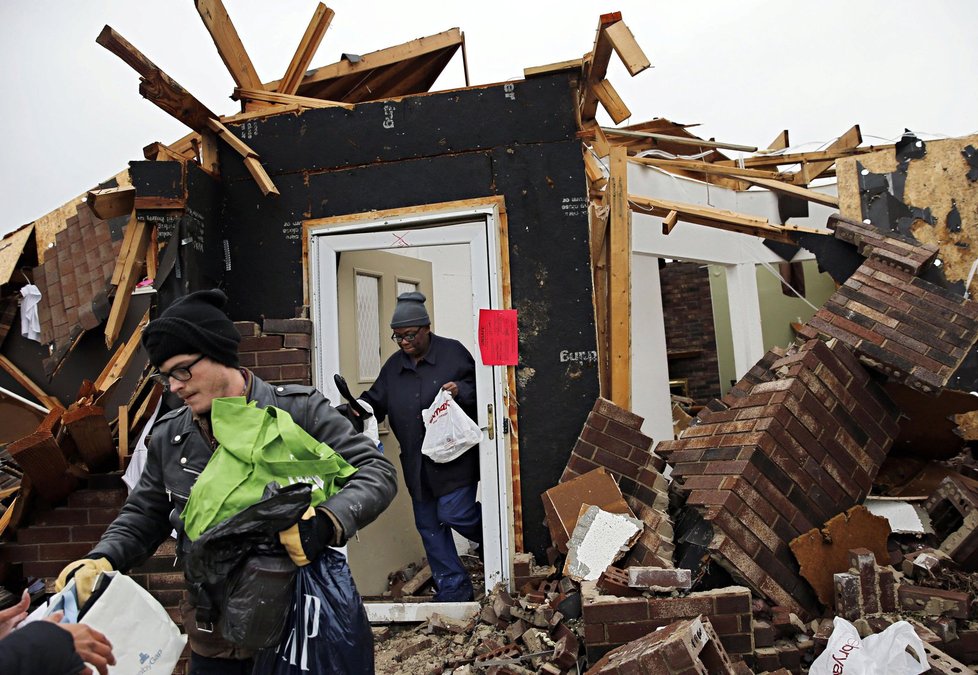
[{"xmin": 1, "ymin": 1, "xmax": 975, "ymax": 236}]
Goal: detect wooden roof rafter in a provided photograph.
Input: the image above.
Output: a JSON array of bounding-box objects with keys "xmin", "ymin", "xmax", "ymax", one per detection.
[
  {"xmin": 263, "ymin": 27, "xmax": 463, "ymax": 102},
  {"xmin": 97, "ymin": 25, "xmax": 279, "ymax": 196}
]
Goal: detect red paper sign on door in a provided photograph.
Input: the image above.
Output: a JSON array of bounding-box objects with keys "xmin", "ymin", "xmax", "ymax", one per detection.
[{"xmin": 478, "ymin": 309, "xmax": 518, "ymax": 365}]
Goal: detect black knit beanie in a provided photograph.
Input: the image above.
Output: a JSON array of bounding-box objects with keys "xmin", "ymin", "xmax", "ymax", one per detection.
[
  {"xmin": 142, "ymin": 289, "xmax": 241, "ymax": 368},
  {"xmin": 390, "ymin": 291, "xmax": 431, "ymax": 328}
]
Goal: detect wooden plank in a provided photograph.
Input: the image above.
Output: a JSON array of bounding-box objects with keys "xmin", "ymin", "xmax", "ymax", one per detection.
[
  {"xmin": 662, "ymin": 210, "xmax": 679, "ymax": 234},
  {"xmin": 221, "ymin": 103, "xmax": 304, "ymax": 124},
  {"xmin": 592, "ymin": 79, "xmax": 631, "ymax": 125},
  {"xmin": 627, "ymin": 193, "xmax": 827, "ymax": 243},
  {"xmin": 205, "ymin": 117, "xmax": 256, "ymax": 159},
  {"xmin": 62, "ymin": 405, "xmax": 116, "ymax": 471},
  {"xmin": 714, "ymin": 138, "xmax": 886, "ymax": 170},
  {"xmin": 199, "ymin": 130, "xmax": 220, "ymax": 174},
  {"xmin": 118, "ymin": 405, "xmax": 129, "ymax": 470},
  {"xmin": 234, "ymin": 87, "xmax": 354, "ymax": 110},
  {"xmin": 110, "ymin": 213, "xmax": 139, "ymax": 286},
  {"xmin": 603, "ymin": 127, "xmax": 757, "ymax": 153},
  {"xmin": 143, "ymin": 140, "xmax": 195, "ymax": 162},
  {"xmin": 768, "ymin": 130, "xmax": 790, "ymax": 151},
  {"xmin": 94, "ymin": 311, "xmax": 150, "ymax": 393},
  {"xmin": 523, "ymin": 58, "xmax": 584, "ymax": 79},
  {"xmin": 580, "ymin": 13, "xmax": 621, "ymax": 122},
  {"xmin": 608, "ymin": 145, "xmax": 631, "ymax": 409},
  {"xmin": 194, "ymin": 0, "xmax": 264, "ymax": 91},
  {"xmin": 0, "ymin": 355, "xmax": 58, "ymax": 410},
  {"xmin": 97, "ymin": 26, "xmax": 218, "ymax": 133},
  {"xmin": 105, "ymin": 219, "xmax": 150, "ymax": 349},
  {"xmin": 801, "ymin": 124, "xmax": 862, "ymax": 183},
  {"xmin": 737, "ymin": 174, "xmax": 840, "ymax": 208},
  {"xmin": 278, "ymin": 3, "xmax": 334, "ymax": 95},
  {"xmin": 630, "ymin": 156, "xmax": 785, "ymax": 182},
  {"xmin": 263, "ymin": 28, "xmax": 463, "ymax": 92},
  {"xmin": 583, "ymin": 148, "xmax": 606, "ymax": 183},
  {"xmin": 589, "ymin": 202, "xmax": 611, "ymax": 398},
  {"xmin": 604, "ymin": 20, "xmax": 651, "ymax": 76},
  {"xmin": 242, "ymin": 156, "xmax": 280, "ymax": 197},
  {"xmin": 86, "ymin": 186, "xmax": 135, "ymax": 220}
]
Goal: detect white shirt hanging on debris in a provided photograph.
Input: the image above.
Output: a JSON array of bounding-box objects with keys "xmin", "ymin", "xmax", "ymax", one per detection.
[
  {"xmin": 123, "ymin": 397, "xmax": 163, "ymax": 492},
  {"xmin": 19, "ymin": 284, "xmax": 42, "ymax": 342}
]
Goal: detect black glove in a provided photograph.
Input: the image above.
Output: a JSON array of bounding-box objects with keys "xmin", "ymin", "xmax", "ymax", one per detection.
[{"xmin": 279, "ymin": 507, "xmax": 336, "ymax": 566}]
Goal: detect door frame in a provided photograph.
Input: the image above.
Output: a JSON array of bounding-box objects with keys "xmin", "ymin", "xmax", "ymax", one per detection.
[{"xmin": 304, "ymin": 197, "xmax": 515, "ymax": 622}]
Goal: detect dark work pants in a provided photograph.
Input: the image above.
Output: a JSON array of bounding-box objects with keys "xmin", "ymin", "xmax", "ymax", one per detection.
[
  {"xmin": 189, "ymin": 653, "xmax": 254, "ymax": 674},
  {"xmin": 411, "ymin": 483, "xmax": 482, "ymax": 601}
]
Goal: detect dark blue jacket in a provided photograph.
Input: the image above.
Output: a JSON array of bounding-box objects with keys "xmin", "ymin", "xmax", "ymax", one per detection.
[{"xmin": 360, "ymin": 334, "xmax": 479, "ymax": 500}]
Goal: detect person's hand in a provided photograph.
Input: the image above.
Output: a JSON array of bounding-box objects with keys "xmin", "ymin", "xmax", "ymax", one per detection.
[
  {"xmin": 279, "ymin": 506, "xmax": 336, "ymax": 566},
  {"xmin": 0, "ymin": 588, "xmax": 29, "ymax": 639},
  {"xmin": 55, "ymin": 558, "xmax": 113, "ymax": 606},
  {"xmin": 441, "ymin": 381, "xmax": 459, "ymax": 397},
  {"xmin": 44, "ymin": 612, "xmax": 116, "ymax": 675}
]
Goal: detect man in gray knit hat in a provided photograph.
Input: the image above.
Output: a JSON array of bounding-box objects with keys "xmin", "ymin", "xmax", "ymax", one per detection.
[
  {"xmin": 359, "ymin": 291, "xmax": 483, "ymax": 602},
  {"xmin": 56, "ymin": 289, "xmax": 397, "ymax": 674}
]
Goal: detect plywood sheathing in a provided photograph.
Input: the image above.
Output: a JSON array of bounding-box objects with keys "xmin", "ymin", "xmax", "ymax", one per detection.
[
  {"xmin": 836, "ymin": 133, "xmax": 978, "ymax": 295},
  {"xmin": 788, "ymin": 506, "xmax": 892, "ymax": 609},
  {"xmin": 0, "ymin": 224, "xmax": 35, "ymax": 286}
]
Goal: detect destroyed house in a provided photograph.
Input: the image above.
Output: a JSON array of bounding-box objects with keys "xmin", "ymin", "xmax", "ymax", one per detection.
[{"xmin": 3, "ymin": 3, "xmax": 978, "ymax": 673}]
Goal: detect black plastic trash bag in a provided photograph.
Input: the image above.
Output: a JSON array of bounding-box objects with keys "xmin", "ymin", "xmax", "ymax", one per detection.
[
  {"xmin": 253, "ymin": 548, "xmax": 374, "ymax": 674},
  {"xmin": 182, "ymin": 482, "xmax": 311, "ymax": 649}
]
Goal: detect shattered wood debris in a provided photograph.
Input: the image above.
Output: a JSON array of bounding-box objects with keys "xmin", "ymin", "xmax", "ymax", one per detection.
[{"xmin": 2, "ymin": 2, "xmax": 978, "ymax": 673}]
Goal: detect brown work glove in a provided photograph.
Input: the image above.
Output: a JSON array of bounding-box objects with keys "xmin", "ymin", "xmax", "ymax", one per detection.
[
  {"xmin": 55, "ymin": 558, "xmax": 113, "ymax": 606},
  {"xmin": 278, "ymin": 506, "xmax": 336, "ymax": 566}
]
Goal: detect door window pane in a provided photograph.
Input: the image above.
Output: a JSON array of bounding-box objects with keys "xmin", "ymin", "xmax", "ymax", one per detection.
[{"xmin": 355, "ymin": 273, "xmax": 381, "ymax": 379}]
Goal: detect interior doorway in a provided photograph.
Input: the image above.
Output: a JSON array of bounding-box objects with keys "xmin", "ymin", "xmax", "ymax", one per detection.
[{"xmin": 306, "ymin": 199, "xmax": 512, "ymax": 622}]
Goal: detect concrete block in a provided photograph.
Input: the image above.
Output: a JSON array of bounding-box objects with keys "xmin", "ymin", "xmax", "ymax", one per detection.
[{"xmin": 564, "ymin": 506, "xmax": 642, "ymax": 582}]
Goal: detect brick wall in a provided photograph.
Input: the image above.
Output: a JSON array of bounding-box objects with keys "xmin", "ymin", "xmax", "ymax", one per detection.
[
  {"xmin": 234, "ymin": 317, "xmax": 313, "ymax": 385},
  {"xmin": 561, "ymin": 398, "xmax": 674, "ymax": 568},
  {"xmin": 0, "ymin": 481, "xmax": 191, "ymax": 673},
  {"xmin": 581, "ymin": 582, "xmax": 754, "ymax": 662},
  {"xmin": 659, "ymin": 261, "xmax": 722, "ymax": 403},
  {"xmin": 657, "ymin": 338, "xmax": 901, "ymax": 616}
]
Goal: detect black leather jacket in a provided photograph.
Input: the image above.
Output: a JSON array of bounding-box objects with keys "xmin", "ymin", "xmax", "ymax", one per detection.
[{"xmin": 90, "ymin": 373, "xmax": 398, "ymax": 571}]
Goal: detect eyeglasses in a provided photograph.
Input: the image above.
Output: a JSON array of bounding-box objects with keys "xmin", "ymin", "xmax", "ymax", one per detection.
[
  {"xmin": 150, "ymin": 355, "xmax": 205, "ymax": 387},
  {"xmin": 390, "ymin": 330, "xmax": 422, "ymax": 343}
]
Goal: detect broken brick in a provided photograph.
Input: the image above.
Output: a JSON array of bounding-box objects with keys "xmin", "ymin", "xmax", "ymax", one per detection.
[{"xmin": 627, "ymin": 565, "xmax": 692, "ymax": 590}]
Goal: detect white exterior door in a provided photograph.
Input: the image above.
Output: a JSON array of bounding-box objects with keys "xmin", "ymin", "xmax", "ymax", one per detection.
[{"xmin": 308, "ymin": 203, "xmax": 510, "ymax": 622}]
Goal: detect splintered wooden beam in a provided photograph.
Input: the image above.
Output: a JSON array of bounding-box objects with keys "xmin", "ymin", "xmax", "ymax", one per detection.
[
  {"xmin": 630, "ymin": 156, "xmax": 784, "ymax": 181},
  {"xmin": 592, "ymin": 79, "xmax": 631, "ymax": 124},
  {"xmin": 628, "ymin": 194, "xmax": 827, "ymax": 243},
  {"xmin": 523, "ymin": 58, "xmax": 584, "ymax": 79},
  {"xmin": 205, "ymin": 118, "xmax": 280, "ymax": 196},
  {"xmin": 603, "ymin": 127, "xmax": 758, "ymax": 153},
  {"xmin": 609, "ymin": 145, "xmax": 631, "ymax": 409},
  {"xmin": 234, "ymin": 87, "xmax": 353, "ymax": 110},
  {"xmin": 278, "ymin": 3, "xmax": 334, "ymax": 95},
  {"xmin": 0, "ymin": 355, "xmax": 59, "ymax": 410},
  {"xmin": 580, "ymin": 13, "xmax": 621, "ymax": 123},
  {"xmin": 800, "ymin": 124, "xmax": 862, "ymax": 183},
  {"xmin": 737, "ymin": 174, "xmax": 840, "ymax": 208},
  {"xmin": 110, "ymin": 213, "xmax": 139, "ymax": 286},
  {"xmin": 603, "ymin": 20, "xmax": 651, "ymax": 76},
  {"xmin": 97, "ymin": 25, "xmax": 218, "ymax": 132},
  {"xmin": 105, "ymin": 219, "xmax": 151, "ymax": 349},
  {"xmin": 95, "ymin": 311, "xmax": 150, "ymax": 393},
  {"xmin": 87, "ymin": 186, "xmax": 135, "ymax": 220},
  {"xmin": 143, "ymin": 140, "xmax": 196, "ymax": 162},
  {"xmin": 194, "ymin": 0, "xmax": 264, "ymax": 91},
  {"xmin": 8, "ymin": 409, "xmax": 74, "ymax": 504}
]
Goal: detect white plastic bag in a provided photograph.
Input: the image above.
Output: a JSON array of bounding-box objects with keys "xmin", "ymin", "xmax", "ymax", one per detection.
[
  {"xmin": 420, "ymin": 389, "xmax": 482, "ymax": 463},
  {"xmin": 34, "ymin": 572, "xmax": 187, "ymax": 674},
  {"xmin": 809, "ymin": 617, "xmax": 928, "ymax": 675}
]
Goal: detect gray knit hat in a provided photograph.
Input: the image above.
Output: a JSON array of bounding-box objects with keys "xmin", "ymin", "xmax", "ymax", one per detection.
[{"xmin": 390, "ymin": 291, "xmax": 430, "ymax": 328}]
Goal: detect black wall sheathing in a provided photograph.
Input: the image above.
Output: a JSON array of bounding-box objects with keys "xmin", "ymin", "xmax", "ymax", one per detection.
[{"xmin": 212, "ymin": 72, "xmax": 598, "ymax": 558}]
